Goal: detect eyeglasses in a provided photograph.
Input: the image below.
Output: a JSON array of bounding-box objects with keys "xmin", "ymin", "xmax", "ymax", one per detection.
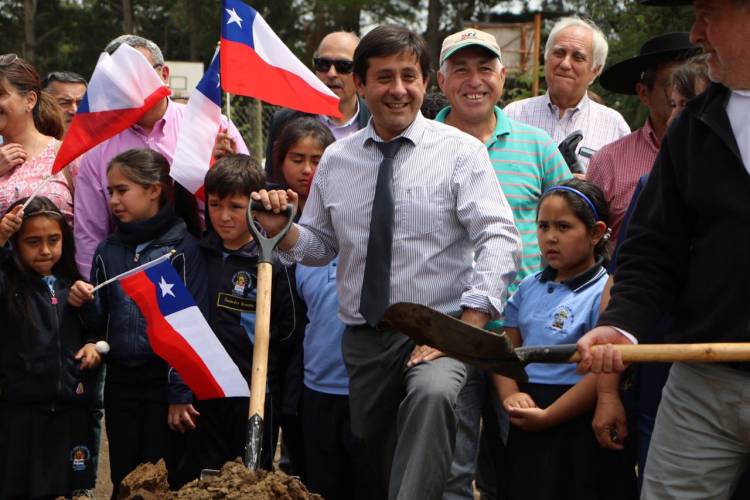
[
  {"xmin": 313, "ymin": 57, "xmax": 354, "ymax": 74},
  {"xmin": 0, "ymin": 53, "xmax": 19, "ymax": 68}
]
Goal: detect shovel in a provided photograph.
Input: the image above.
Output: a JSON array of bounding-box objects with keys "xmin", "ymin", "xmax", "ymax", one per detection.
[
  {"xmin": 243, "ymin": 201, "xmax": 296, "ymax": 470},
  {"xmin": 384, "ymin": 302, "xmax": 750, "ymax": 382}
]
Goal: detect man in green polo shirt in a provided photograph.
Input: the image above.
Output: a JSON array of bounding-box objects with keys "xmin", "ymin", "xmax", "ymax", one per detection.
[{"xmin": 435, "ymin": 28, "xmax": 571, "ymax": 500}]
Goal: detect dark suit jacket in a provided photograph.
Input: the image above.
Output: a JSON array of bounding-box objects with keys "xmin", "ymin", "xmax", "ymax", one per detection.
[{"xmin": 264, "ymin": 96, "xmax": 370, "ymax": 179}]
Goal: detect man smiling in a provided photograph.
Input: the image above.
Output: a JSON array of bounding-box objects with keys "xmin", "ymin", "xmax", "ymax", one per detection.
[
  {"xmin": 434, "ymin": 28, "xmax": 570, "ymax": 500},
  {"xmin": 251, "ymin": 25, "xmax": 521, "ymax": 500}
]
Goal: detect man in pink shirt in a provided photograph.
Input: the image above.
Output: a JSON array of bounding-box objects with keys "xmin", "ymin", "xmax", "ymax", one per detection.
[
  {"xmin": 74, "ymin": 35, "xmax": 248, "ymax": 276},
  {"xmin": 586, "ymin": 33, "xmax": 699, "ymax": 245}
]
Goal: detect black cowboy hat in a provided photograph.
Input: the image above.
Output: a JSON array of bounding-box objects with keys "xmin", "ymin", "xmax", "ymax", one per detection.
[{"xmin": 599, "ymin": 32, "xmax": 700, "ymax": 94}]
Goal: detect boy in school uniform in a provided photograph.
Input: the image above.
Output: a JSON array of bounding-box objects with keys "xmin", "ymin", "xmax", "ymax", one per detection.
[{"xmin": 172, "ymin": 154, "xmax": 300, "ymax": 474}]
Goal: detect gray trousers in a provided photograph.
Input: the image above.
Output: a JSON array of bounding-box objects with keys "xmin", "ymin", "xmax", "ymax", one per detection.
[
  {"xmin": 343, "ymin": 325, "xmax": 468, "ymax": 500},
  {"xmin": 642, "ymin": 362, "xmax": 750, "ymax": 500},
  {"xmin": 443, "ymin": 365, "xmax": 485, "ymax": 500}
]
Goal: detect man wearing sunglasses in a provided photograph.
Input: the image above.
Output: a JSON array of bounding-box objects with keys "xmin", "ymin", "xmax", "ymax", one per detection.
[{"xmin": 264, "ymin": 31, "xmax": 371, "ymax": 178}]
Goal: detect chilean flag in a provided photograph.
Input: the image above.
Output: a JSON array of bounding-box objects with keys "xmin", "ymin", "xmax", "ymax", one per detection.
[
  {"xmin": 51, "ymin": 44, "xmax": 171, "ymax": 174},
  {"xmin": 170, "ymin": 50, "xmax": 222, "ymax": 198},
  {"xmin": 120, "ymin": 259, "xmax": 249, "ymax": 399},
  {"xmin": 220, "ymin": 0, "xmax": 341, "ymax": 118}
]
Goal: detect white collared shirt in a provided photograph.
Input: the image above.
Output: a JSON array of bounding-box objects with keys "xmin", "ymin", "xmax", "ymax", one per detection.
[
  {"xmin": 726, "ymin": 90, "xmax": 750, "ymax": 174},
  {"xmin": 504, "ymin": 92, "xmax": 631, "ymax": 171},
  {"xmin": 279, "ymin": 113, "xmax": 522, "ymax": 325},
  {"xmin": 317, "ymin": 99, "xmax": 360, "ymax": 140}
]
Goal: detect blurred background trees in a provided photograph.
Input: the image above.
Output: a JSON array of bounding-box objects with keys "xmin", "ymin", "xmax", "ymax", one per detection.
[{"xmin": 0, "ymin": 0, "xmax": 694, "ymax": 128}]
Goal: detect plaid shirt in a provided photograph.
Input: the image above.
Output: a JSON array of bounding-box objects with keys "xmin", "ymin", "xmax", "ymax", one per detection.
[{"xmin": 586, "ymin": 118, "xmax": 660, "ymax": 244}]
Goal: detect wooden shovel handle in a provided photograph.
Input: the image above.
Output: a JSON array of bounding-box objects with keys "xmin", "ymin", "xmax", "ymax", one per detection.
[
  {"xmin": 517, "ymin": 343, "xmax": 750, "ymax": 364},
  {"xmin": 249, "ymin": 262, "xmax": 273, "ymax": 418},
  {"xmin": 580, "ymin": 343, "xmax": 750, "ymax": 363}
]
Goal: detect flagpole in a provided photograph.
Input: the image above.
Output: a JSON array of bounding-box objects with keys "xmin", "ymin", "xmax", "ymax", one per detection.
[
  {"xmin": 21, "ymin": 175, "xmax": 53, "ymax": 210},
  {"xmin": 91, "ymin": 250, "xmax": 176, "ymax": 293},
  {"xmin": 226, "ymin": 92, "xmax": 232, "ymax": 121}
]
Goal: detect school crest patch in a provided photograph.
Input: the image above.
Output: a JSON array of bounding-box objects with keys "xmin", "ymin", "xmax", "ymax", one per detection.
[
  {"xmin": 549, "ymin": 306, "xmax": 574, "ymax": 332},
  {"xmin": 70, "ymin": 445, "xmax": 90, "ymax": 472}
]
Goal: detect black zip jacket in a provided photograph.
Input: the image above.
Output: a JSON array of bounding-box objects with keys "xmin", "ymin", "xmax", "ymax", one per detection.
[
  {"xmin": 91, "ymin": 217, "xmax": 207, "ymax": 404},
  {"xmin": 0, "ymin": 246, "xmax": 100, "ymax": 407},
  {"xmin": 199, "ymin": 231, "xmax": 301, "ymax": 408},
  {"xmin": 599, "ymin": 82, "xmax": 750, "ymax": 343}
]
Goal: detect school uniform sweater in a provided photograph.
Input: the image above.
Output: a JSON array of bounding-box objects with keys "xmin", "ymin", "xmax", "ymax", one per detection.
[{"xmin": 0, "ymin": 247, "xmax": 99, "ymax": 407}]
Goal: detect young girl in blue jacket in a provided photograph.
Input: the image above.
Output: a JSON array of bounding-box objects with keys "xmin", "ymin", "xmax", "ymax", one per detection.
[
  {"xmin": 494, "ymin": 178, "xmax": 636, "ymax": 500},
  {"xmin": 75, "ymin": 148, "xmax": 207, "ymax": 496},
  {"xmin": 0, "ymin": 197, "xmax": 101, "ymax": 499}
]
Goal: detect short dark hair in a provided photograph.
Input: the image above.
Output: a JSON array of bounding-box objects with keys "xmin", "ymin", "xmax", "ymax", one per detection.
[
  {"xmin": 420, "ymin": 91, "xmax": 449, "ymax": 119},
  {"xmin": 42, "ymin": 71, "xmax": 87, "ymax": 89},
  {"xmin": 271, "ymin": 117, "xmax": 335, "ymax": 185},
  {"xmin": 353, "ymin": 25, "xmax": 431, "ymax": 84},
  {"xmin": 204, "ymin": 154, "xmax": 266, "ymax": 199},
  {"xmin": 538, "ymin": 178, "xmax": 611, "ymax": 265}
]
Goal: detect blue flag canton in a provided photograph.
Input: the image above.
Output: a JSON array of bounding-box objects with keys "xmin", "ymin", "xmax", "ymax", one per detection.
[
  {"xmin": 196, "ymin": 54, "xmax": 222, "ymax": 107},
  {"xmin": 221, "ymin": 0, "xmax": 257, "ymax": 48},
  {"xmin": 144, "ymin": 260, "xmax": 195, "ymax": 316},
  {"xmin": 78, "ymin": 92, "xmax": 91, "ymax": 114}
]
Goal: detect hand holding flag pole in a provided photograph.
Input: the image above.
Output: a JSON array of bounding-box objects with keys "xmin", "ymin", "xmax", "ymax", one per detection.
[{"xmin": 90, "ymin": 250, "xmax": 175, "ymax": 293}]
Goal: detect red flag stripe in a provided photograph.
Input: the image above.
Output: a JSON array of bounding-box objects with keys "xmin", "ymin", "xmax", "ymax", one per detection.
[{"xmin": 120, "ymin": 271, "xmax": 226, "ymax": 399}]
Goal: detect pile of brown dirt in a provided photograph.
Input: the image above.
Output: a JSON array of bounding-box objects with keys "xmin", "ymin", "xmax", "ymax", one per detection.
[{"xmin": 118, "ymin": 459, "xmax": 323, "ymax": 499}]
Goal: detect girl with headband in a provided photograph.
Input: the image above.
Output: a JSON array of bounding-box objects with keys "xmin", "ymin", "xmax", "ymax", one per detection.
[{"xmin": 493, "ymin": 178, "xmax": 635, "ymax": 500}]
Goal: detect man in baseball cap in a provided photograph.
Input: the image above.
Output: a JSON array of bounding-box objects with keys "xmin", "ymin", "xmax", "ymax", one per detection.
[
  {"xmin": 435, "ymin": 27, "xmax": 571, "ymax": 500},
  {"xmin": 576, "ymin": 0, "xmax": 750, "ymax": 497}
]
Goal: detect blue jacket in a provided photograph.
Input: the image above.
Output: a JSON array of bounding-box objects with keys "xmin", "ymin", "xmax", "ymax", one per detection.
[
  {"xmin": 91, "ymin": 218, "xmax": 206, "ymax": 403},
  {"xmin": 200, "ymin": 231, "xmax": 303, "ymax": 413}
]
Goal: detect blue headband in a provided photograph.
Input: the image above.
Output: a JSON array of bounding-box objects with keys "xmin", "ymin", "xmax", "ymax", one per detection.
[{"xmin": 543, "ymin": 185, "xmax": 601, "ymax": 221}]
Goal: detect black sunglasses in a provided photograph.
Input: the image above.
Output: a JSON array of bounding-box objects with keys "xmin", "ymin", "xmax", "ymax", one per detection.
[
  {"xmin": 313, "ymin": 57, "xmax": 354, "ymax": 74},
  {"xmin": 0, "ymin": 53, "xmax": 19, "ymax": 67}
]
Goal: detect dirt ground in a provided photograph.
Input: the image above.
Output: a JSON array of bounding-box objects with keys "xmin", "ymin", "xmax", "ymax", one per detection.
[{"xmin": 116, "ymin": 459, "xmax": 322, "ymax": 500}]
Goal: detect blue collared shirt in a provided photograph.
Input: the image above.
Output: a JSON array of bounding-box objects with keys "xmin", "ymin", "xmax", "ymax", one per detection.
[{"xmin": 505, "ymin": 262, "xmax": 608, "ymax": 385}]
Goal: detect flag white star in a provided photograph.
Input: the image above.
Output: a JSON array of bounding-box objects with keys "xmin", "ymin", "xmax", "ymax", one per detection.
[
  {"xmin": 225, "ymin": 8, "xmax": 243, "ymax": 28},
  {"xmin": 159, "ymin": 276, "xmax": 175, "ymax": 298}
]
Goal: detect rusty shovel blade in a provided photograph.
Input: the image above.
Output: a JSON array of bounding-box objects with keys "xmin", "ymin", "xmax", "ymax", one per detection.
[{"xmin": 383, "ymin": 302, "xmax": 530, "ymax": 382}]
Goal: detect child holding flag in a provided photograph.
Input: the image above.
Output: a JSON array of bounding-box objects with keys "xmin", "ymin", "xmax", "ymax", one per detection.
[
  {"xmin": 0, "ymin": 197, "xmax": 101, "ymax": 498},
  {"xmin": 70, "ymin": 148, "xmax": 207, "ymax": 494}
]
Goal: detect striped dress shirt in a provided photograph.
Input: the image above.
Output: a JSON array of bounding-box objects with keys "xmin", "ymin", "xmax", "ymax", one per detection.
[
  {"xmin": 586, "ymin": 118, "xmax": 660, "ymax": 244},
  {"xmin": 436, "ymin": 106, "xmax": 571, "ymax": 294},
  {"xmin": 504, "ymin": 92, "xmax": 630, "ymax": 171},
  {"xmin": 280, "ymin": 112, "xmax": 522, "ymax": 325}
]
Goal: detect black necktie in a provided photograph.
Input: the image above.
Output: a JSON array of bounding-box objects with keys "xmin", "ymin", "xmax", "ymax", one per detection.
[{"xmin": 359, "ymin": 138, "xmax": 405, "ymax": 327}]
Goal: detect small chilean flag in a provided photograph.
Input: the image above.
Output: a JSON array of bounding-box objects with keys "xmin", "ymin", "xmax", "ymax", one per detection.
[
  {"xmin": 220, "ymin": 0, "xmax": 341, "ymax": 118},
  {"xmin": 51, "ymin": 44, "xmax": 171, "ymax": 174},
  {"xmin": 170, "ymin": 50, "xmax": 222, "ymax": 198},
  {"xmin": 120, "ymin": 259, "xmax": 249, "ymax": 399}
]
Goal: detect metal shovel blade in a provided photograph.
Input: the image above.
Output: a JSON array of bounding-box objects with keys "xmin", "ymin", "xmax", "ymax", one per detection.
[
  {"xmin": 244, "ymin": 413, "xmax": 263, "ymax": 470},
  {"xmin": 383, "ymin": 302, "xmax": 530, "ymax": 382}
]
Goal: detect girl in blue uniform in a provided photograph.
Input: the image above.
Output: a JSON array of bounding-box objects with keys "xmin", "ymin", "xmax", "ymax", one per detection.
[
  {"xmin": 494, "ymin": 178, "xmax": 636, "ymax": 500},
  {"xmin": 0, "ymin": 197, "xmax": 101, "ymax": 499}
]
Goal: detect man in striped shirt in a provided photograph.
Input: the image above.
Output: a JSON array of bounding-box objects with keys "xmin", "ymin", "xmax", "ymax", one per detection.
[
  {"xmin": 252, "ymin": 25, "xmax": 521, "ymax": 500},
  {"xmin": 504, "ymin": 17, "xmax": 630, "ymax": 170},
  {"xmin": 587, "ymin": 33, "xmax": 699, "ymax": 245},
  {"xmin": 434, "ymin": 28, "xmax": 571, "ymax": 500}
]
